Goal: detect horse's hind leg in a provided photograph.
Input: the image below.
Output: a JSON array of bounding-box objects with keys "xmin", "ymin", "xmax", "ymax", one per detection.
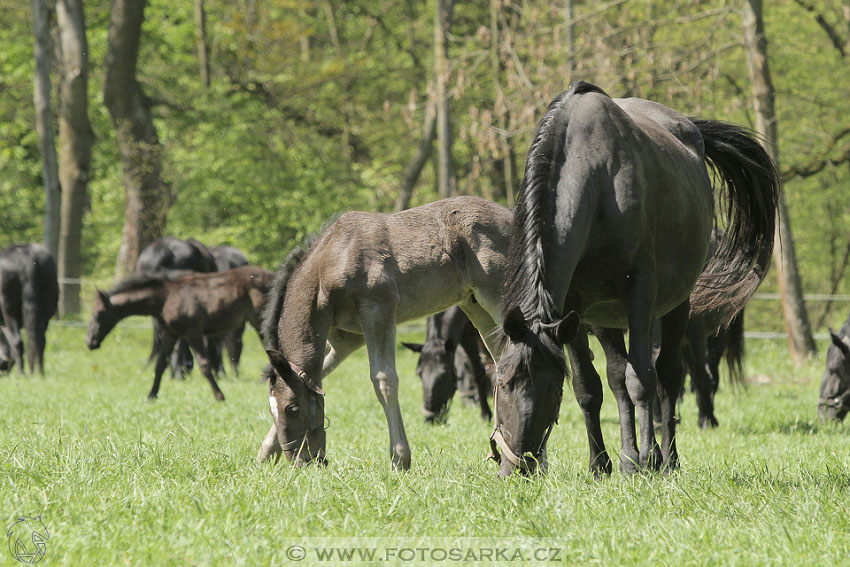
[
  {"xmin": 566, "ymin": 324, "xmax": 611, "ymax": 478},
  {"xmin": 150, "ymin": 334, "xmax": 179, "ymax": 400},
  {"xmin": 358, "ymin": 300, "xmax": 411, "ymax": 471},
  {"xmin": 185, "ymin": 334, "xmax": 226, "ymax": 401},
  {"xmin": 593, "ymin": 327, "xmax": 640, "ymax": 475},
  {"xmin": 685, "ymin": 318, "xmax": 718, "ymax": 429},
  {"xmin": 624, "ymin": 263, "xmax": 662, "ymax": 471},
  {"xmin": 656, "ymin": 302, "xmax": 689, "ymax": 472}
]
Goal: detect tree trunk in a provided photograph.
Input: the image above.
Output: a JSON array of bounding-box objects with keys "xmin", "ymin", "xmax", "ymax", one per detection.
[
  {"xmin": 742, "ymin": 0, "xmax": 818, "ymax": 361},
  {"xmin": 32, "ymin": 0, "xmax": 61, "ymax": 258},
  {"xmin": 395, "ymin": 102, "xmax": 437, "ymax": 212},
  {"xmin": 434, "ymin": 0, "xmax": 456, "ymax": 198},
  {"xmin": 55, "ymin": 0, "xmax": 91, "ymax": 316},
  {"xmin": 491, "ymin": 0, "xmax": 515, "ymax": 205},
  {"xmin": 193, "ymin": 0, "xmax": 210, "ymax": 87},
  {"xmin": 103, "ymin": 0, "xmax": 171, "ymax": 278}
]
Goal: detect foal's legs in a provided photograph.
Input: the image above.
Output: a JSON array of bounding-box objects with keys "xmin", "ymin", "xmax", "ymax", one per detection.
[
  {"xmin": 684, "ymin": 319, "xmax": 719, "ymax": 429},
  {"xmin": 458, "ymin": 326, "xmax": 493, "ymax": 421},
  {"xmin": 566, "ymin": 325, "xmax": 611, "ymax": 477},
  {"xmin": 593, "ymin": 327, "xmax": 641, "ymax": 474},
  {"xmin": 656, "ymin": 302, "xmax": 689, "ymax": 472},
  {"xmin": 359, "ymin": 301, "xmax": 411, "ymax": 470},
  {"xmin": 149, "ymin": 333, "xmax": 179, "ymax": 400},
  {"xmin": 184, "ymin": 334, "xmax": 226, "ymax": 401}
]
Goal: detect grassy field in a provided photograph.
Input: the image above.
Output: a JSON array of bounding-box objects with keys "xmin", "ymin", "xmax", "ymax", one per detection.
[{"xmin": 1, "ymin": 319, "xmax": 848, "ymax": 566}]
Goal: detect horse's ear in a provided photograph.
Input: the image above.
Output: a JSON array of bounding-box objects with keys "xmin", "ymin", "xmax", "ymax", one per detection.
[
  {"xmin": 265, "ymin": 349, "xmax": 291, "ymax": 376},
  {"xmin": 401, "ymin": 342, "xmax": 423, "ymax": 353},
  {"xmin": 554, "ymin": 311, "xmax": 580, "ymax": 345},
  {"xmin": 96, "ymin": 289, "xmax": 111, "ymax": 308},
  {"xmin": 503, "ymin": 306, "xmax": 527, "ymax": 342},
  {"xmin": 831, "ymin": 329, "xmax": 850, "ymax": 354}
]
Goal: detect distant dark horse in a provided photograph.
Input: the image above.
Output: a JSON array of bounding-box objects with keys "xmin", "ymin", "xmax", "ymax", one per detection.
[
  {"xmin": 402, "ymin": 305, "xmax": 495, "ymax": 422},
  {"xmin": 491, "ymin": 82, "xmax": 779, "ymax": 477},
  {"xmin": 818, "ymin": 313, "xmax": 850, "ymax": 421},
  {"xmin": 210, "ymin": 245, "xmax": 250, "ymax": 375},
  {"xmin": 136, "ymin": 236, "xmax": 217, "ymax": 378},
  {"xmin": 86, "ymin": 266, "xmax": 274, "ymax": 400},
  {"xmin": 0, "ymin": 243, "xmax": 59, "ymax": 374}
]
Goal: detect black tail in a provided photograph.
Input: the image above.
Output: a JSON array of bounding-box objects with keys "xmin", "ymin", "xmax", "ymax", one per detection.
[{"xmin": 689, "ymin": 118, "xmax": 780, "ymax": 326}]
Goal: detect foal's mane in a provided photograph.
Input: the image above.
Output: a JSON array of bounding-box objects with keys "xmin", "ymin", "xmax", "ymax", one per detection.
[
  {"xmin": 260, "ymin": 232, "xmax": 322, "ymax": 350},
  {"xmin": 502, "ymin": 81, "xmax": 607, "ymax": 328},
  {"xmin": 109, "ymin": 271, "xmax": 187, "ymax": 296}
]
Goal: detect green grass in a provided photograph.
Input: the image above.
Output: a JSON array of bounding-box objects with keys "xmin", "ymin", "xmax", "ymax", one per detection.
[{"xmin": 2, "ymin": 320, "xmax": 848, "ymax": 566}]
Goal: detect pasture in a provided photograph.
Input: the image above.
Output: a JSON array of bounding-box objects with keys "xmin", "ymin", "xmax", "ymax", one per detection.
[{"xmin": 2, "ymin": 319, "xmax": 848, "ymax": 566}]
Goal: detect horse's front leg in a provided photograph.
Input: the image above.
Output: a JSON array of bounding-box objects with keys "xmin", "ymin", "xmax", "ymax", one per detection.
[
  {"xmin": 566, "ymin": 325, "xmax": 611, "ymax": 478},
  {"xmin": 656, "ymin": 302, "xmax": 689, "ymax": 472},
  {"xmin": 150, "ymin": 333, "xmax": 179, "ymax": 400},
  {"xmin": 359, "ymin": 301, "xmax": 411, "ymax": 471},
  {"xmin": 593, "ymin": 327, "xmax": 640, "ymax": 475},
  {"xmin": 185, "ymin": 334, "xmax": 226, "ymax": 401}
]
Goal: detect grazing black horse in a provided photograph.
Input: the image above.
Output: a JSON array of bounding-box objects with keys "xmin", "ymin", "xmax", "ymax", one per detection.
[
  {"xmin": 819, "ymin": 313, "xmax": 850, "ymax": 421},
  {"xmin": 210, "ymin": 245, "xmax": 250, "ymax": 375},
  {"xmin": 402, "ymin": 305, "xmax": 495, "ymax": 422},
  {"xmin": 0, "ymin": 243, "xmax": 59, "ymax": 375},
  {"xmin": 491, "ymin": 82, "xmax": 779, "ymax": 477},
  {"xmin": 136, "ymin": 236, "xmax": 217, "ymax": 378}
]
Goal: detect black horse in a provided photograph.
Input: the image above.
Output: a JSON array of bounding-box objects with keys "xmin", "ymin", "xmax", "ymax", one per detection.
[
  {"xmin": 210, "ymin": 245, "xmax": 250, "ymax": 375},
  {"xmin": 0, "ymin": 243, "xmax": 59, "ymax": 374},
  {"xmin": 402, "ymin": 305, "xmax": 495, "ymax": 423},
  {"xmin": 492, "ymin": 82, "xmax": 779, "ymax": 477},
  {"xmin": 819, "ymin": 313, "xmax": 850, "ymax": 421},
  {"xmin": 136, "ymin": 236, "xmax": 217, "ymax": 378}
]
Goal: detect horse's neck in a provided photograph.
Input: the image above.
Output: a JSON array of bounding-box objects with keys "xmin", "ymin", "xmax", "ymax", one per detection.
[
  {"xmin": 111, "ymin": 287, "xmax": 167, "ymax": 318},
  {"xmin": 279, "ymin": 271, "xmax": 326, "ymax": 374}
]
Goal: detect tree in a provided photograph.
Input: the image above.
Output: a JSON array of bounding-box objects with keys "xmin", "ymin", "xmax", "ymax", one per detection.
[
  {"xmin": 742, "ymin": 0, "xmax": 818, "ymax": 361},
  {"xmin": 103, "ymin": 0, "xmax": 171, "ymax": 277},
  {"xmin": 32, "ymin": 0, "xmax": 61, "ymax": 258},
  {"xmin": 434, "ymin": 0, "xmax": 455, "ymax": 198},
  {"xmin": 55, "ymin": 0, "xmax": 92, "ymax": 316}
]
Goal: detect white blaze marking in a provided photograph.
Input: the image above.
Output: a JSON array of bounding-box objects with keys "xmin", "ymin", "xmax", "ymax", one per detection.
[{"xmin": 269, "ymin": 396, "xmax": 279, "ymax": 421}]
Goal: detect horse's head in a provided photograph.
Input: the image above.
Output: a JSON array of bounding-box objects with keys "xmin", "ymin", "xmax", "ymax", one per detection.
[
  {"xmin": 265, "ymin": 349, "xmax": 327, "ymax": 466},
  {"xmin": 403, "ymin": 339, "xmax": 457, "ymax": 423},
  {"xmin": 85, "ymin": 290, "xmax": 119, "ymax": 350},
  {"xmin": 490, "ymin": 306, "xmax": 579, "ymax": 477},
  {"xmin": 819, "ymin": 328, "xmax": 850, "ymax": 421}
]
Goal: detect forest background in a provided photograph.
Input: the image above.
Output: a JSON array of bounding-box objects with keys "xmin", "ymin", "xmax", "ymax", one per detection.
[{"xmin": 1, "ymin": 0, "xmax": 849, "ymax": 346}]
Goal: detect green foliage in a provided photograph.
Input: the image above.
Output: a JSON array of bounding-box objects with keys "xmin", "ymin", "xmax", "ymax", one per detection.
[
  {"xmin": 1, "ymin": 323, "xmax": 848, "ymax": 565},
  {"xmin": 0, "ymin": 0, "xmax": 848, "ymax": 330}
]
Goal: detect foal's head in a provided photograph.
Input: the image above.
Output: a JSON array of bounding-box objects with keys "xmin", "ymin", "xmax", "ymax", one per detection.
[
  {"xmin": 819, "ymin": 328, "xmax": 850, "ymax": 422},
  {"xmin": 403, "ymin": 339, "xmax": 457, "ymax": 423},
  {"xmin": 265, "ymin": 350, "xmax": 327, "ymax": 466},
  {"xmin": 85, "ymin": 290, "xmax": 119, "ymax": 350},
  {"xmin": 491, "ymin": 307, "xmax": 578, "ymax": 477}
]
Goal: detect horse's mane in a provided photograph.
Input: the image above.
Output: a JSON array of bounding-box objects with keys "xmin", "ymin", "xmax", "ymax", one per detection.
[
  {"xmin": 500, "ymin": 82, "xmax": 607, "ymax": 380},
  {"xmin": 109, "ymin": 270, "xmax": 188, "ymax": 295},
  {"xmin": 260, "ymin": 231, "xmax": 324, "ymax": 350}
]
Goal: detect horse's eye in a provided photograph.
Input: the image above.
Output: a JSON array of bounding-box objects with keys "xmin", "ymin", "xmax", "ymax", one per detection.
[{"xmin": 285, "ymin": 405, "xmax": 300, "ymax": 417}]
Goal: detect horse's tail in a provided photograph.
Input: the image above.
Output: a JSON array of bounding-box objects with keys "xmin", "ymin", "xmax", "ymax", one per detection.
[
  {"xmin": 714, "ymin": 308, "xmax": 746, "ymax": 388},
  {"xmin": 689, "ymin": 118, "xmax": 780, "ymax": 326},
  {"xmin": 260, "ymin": 233, "xmax": 319, "ymax": 349}
]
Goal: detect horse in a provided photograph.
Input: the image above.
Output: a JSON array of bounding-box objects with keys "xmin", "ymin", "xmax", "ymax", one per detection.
[
  {"xmin": 85, "ymin": 265, "xmax": 274, "ymax": 401},
  {"xmin": 0, "ymin": 243, "xmax": 59, "ymax": 374},
  {"xmin": 491, "ymin": 81, "xmax": 779, "ymax": 477},
  {"xmin": 401, "ymin": 305, "xmax": 496, "ymax": 423},
  {"xmin": 136, "ymin": 236, "xmax": 218, "ymax": 378},
  {"xmin": 818, "ymin": 313, "xmax": 850, "ymax": 421},
  {"xmin": 257, "ymin": 196, "xmax": 512, "ymax": 469},
  {"xmin": 210, "ymin": 245, "xmax": 250, "ymax": 375}
]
